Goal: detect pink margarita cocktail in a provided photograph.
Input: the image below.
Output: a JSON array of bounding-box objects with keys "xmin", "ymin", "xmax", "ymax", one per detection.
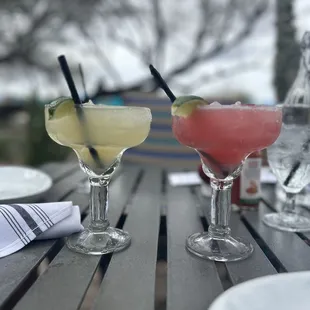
[
  {"xmin": 172, "ymin": 104, "xmax": 282, "ymax": 177},
  {"xmin": 149, "ymin": 63, "xmax": 282, "ymax": 262},
  {"xmin": 171, "ymin": 101, "xmax": 282, "ymax": 262}
]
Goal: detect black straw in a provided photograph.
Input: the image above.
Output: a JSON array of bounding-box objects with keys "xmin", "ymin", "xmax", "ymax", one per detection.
[
  {"xmin": 58, "ymin": 55, "xmax": 82, "ymax": 105},
  {"xmin": 284, "ymin": 138, "xmax": 310, "ymax": 186},
  {"xmin": 57, "ymin": 54, "xmax": 102, "ymax": 168},
  {"xmin": 149, "ymin": 64, "xmax": 176, "ymax": 102},
  {"xmin": 78, "ymin": 63, "xmax": 90, "ymax": 102},
  {"xmin": 284, "ymin": 163, "xmax": 300, "ymax": 186},
  {"xmin": 149, "ymin": 66, "xmax": 225, "ymax": 177}
]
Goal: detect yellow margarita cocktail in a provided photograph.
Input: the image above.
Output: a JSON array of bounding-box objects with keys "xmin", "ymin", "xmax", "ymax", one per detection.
[
  {"xmin": 45, "ymin": 98, "xmax": 152, "ymax": 255},
  {"xmin": 46, "ymin": 98, "xmax": 151, "ymax": 173}
]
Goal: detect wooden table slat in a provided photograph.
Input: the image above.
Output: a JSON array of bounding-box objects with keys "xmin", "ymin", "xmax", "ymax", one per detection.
[
  {"xmin": 243, "ymin": 202, "xmax": 310, "ymax": 272},
  {"xmin": 43, "ymin": 169, "xmax": 86, "ymax": 202},
  {"xmin": 93, "ymin": 168, "xmax": 162, "ymax": 310},
  {"xmin": 167, "ymin": 183, "xmax": 223, "ymax": 310},
  {"xmin": 14, "ymin": 166, "xmax": 141, "ymax": 310},
  {"xmin": 5, "ymin": 163, "xmax": 310, "ymax": 310},
  {"xmin": 62, "ymin": 191, "xmax": 89, "ymax": 216},
  {"xmin": 262, "ymin": 184, "xmax": 310, "ymax": 241},
  {"xmin": 0, "ymin": 167, "xmax": 87, "ymax": 306},
  {"xmin": 39, "ymin": 162, "xmax": 79, "ymax": 182},
  {"xmin": 228, "ymin": 212, "xmax": 278, "ymax": 282}
]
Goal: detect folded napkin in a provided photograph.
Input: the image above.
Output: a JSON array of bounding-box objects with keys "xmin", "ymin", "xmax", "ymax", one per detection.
[{"xmin": 0, "ymin": 201, "xmax": 83, "ymax": 258}]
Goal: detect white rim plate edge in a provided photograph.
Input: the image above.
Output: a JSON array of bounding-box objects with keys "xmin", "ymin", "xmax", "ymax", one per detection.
[
  {"xmin": 0, "ymin": 166, "xmax": 53, "ymax": 203},
  {"xmin": 208, "ymin": 271, "xmax": 310, "ymax": 310}
]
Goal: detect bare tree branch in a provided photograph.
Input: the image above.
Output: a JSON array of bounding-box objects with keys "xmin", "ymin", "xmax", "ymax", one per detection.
[
  {"xmin": 0, "ymin": 0, "xmax": 269, "ymax": 99},
  {"xmin": 192, "ymin": 0, "xmax": 213, "ymax": 58},
  {"xmin": 96, "ymin": 2, "xmax": 152, "ymax": 65},
  {"xmin": 163, "ymin": 0, "xmax": 267, "ymax": 83},
  {"xmin": 152, "ymin": 0, "xmax": 166, "ymax": 68},
  {"xmin": 79, "ymin": 27, "xmax": 124, "ymax": 85},
  {"xmin": 107, "ymin": 25, "xmax": 150, "ymax": 64},
  {"xmin": 173, "ymin": 60, "xmax": 261, "ymax": 94},
  {"xmin": 91, "ymin": 0, "xmax": 268, "ymax": 97},
  {"xmin": 0, "ymin": 2, "xmax": 55, "ymax": 71}
]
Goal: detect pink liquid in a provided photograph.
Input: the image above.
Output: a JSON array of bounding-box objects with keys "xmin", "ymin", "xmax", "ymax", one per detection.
[{"xmin": 172, "ymin": 105, "xmax": 282, "ymax": 168}]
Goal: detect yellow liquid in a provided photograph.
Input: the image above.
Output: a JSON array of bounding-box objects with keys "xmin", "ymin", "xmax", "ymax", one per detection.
[{"xmin": 45, "ymin": 104, "xmax": 152, "ymax": 170}]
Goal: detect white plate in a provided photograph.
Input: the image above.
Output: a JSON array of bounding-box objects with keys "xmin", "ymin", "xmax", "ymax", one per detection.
[
  {"xmin": 0, "ymin": 166, "xmax": 53, "ymax": 203},
  {"xmin": 209, "ymin": 271, "xmax": 310, "ymax": 310}
]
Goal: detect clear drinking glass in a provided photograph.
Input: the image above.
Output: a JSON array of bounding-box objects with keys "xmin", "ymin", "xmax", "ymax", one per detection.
[
  {"xmin": 172, "ymin": 103, "xmax": 282, "ymax": 262},
  {"xmin": 263, "ymin": 104, "xmax": 310, "ymax": 232},
  {"xmin": 45, "ymin": 98, "xmax": 151, "ymax": 255}
]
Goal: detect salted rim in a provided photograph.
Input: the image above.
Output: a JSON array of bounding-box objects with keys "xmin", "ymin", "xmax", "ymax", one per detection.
[
  {"xmin": 198, "ymin": 104, "xmax": 281, "ymax": 111},
  {"xmin": 45, "ymin": 98, "xmax": 151, "ymax": 112}
]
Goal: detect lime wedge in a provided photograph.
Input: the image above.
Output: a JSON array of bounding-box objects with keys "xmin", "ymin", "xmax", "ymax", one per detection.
[
  {"xmin": 48, "ymin": 97, "xmax": 75, "ymax": 120},
  {"xmin": 172, "ymin": 96, "xmax": 207, "ymax": 117}
]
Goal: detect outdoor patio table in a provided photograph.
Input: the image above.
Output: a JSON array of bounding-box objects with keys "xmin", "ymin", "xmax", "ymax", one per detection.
[{"xmin": 1, "ymin": 162, "xmax": 310, "ymax": 310}]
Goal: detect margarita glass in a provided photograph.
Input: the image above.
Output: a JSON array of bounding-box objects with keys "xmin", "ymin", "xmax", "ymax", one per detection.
[
  {"xmin": 264, "ymin": 105, "xmax": 310, "ymax": 232},
  {"xmin": 45, "ymin": 98, "xmax": 151, "ymax": 255},
  {"xmin": 263, "ymin": 31, "xmax": 310, "ymax": 232},
  {"xmin": 172, "ymin": 102, "xmax": 282, "ymax": 261}
]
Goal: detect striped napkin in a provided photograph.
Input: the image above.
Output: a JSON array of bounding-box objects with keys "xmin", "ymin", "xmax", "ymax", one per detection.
[{"xmin": 0, "ymin": 201, "xmax": 83, "ymax": 258}]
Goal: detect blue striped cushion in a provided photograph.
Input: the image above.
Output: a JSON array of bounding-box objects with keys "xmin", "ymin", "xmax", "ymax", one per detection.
[{"xmin": 122, "ymin": 94, "xmax": 200, "ymax": 168}]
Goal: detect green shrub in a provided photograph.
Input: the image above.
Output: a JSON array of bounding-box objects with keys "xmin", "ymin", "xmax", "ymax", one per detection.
[{"xmin": 26, "ymin": 98, "xmax": 71, "ymax": 166}]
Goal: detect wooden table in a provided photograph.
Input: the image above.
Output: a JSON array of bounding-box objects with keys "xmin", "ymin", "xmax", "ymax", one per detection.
[{"xmin": 2, "ymin": 162, "xmax": 310, "ymax": 310}]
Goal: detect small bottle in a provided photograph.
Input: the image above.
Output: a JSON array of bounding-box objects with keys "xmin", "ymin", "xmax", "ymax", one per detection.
[{"xmin": 232, "ymin": 151, "xmax": 262, "ymax": 210}]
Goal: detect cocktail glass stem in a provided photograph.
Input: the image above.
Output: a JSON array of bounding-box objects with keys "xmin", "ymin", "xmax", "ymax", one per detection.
[
  {"xmin": 263, "ymin": 190, "xmax": 310, "ymax": 232},
  {"xmin": 89, "ymin": 177, "xmax": 110, "ymax": 231},
  {"xmin": 209, "ymin": 179, "xmax": 232, "ymax": 238},
  {"xmin": 66, "ymin": 164, "xmax": 131, "ymax": 255},
  {"xmin": 282, "ymin": 192, "xmax": 296, "ymax": 213},
  {"xmin": 186, "ymin": 164, "xmax": 253, "ymax": 262}
]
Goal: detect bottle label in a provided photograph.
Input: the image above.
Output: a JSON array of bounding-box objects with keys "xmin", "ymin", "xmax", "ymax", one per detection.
[{"xmin": 240, "ymin": 158, "xmax": 262, "ymax": 205}]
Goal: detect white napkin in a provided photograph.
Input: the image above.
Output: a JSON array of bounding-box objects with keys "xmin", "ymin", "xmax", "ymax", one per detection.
[{"xmin": 0, "ymin": 201, "xmax": 83, "ymax": 258}]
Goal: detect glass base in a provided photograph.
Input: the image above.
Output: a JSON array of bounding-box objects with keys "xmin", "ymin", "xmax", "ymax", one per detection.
[
  {"xmin": 263, "ymin": 212, "xmax": 310, "ymax": 232},
  {"xmin": 186, "ymin": 232, "xmax": 253, "ymax": 262},
  {"xmin": 66, "ymin": 227, "xmax": 131, "ymax": 255}
]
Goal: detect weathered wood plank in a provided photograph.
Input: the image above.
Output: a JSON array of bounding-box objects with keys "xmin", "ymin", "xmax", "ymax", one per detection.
[
  {"xmin": 262, "ymin": 184, "xmax": 310, "ymax": 242},
  {"xmin": 243, "ymin": 201, "xmax": 310, "ymax": 272},
  {"xmin": 39, "ymin": 162, "xmax": 79, "ymax": 182},
  {"xmin": 93, "ymin": 168, "xmax": 162, "ymax": 310},
  {"xmin": 166, "ymin": 183, "xmax": 223, "ymax": 310},
  {"xmin": 0, "ymin": 166, "xmax": 87, "ymax": 307},
  {"xmin": 42, "ymin": 169, "xmax": 86, "ymax": 202},
  {"xmin": 14, "ymin": 166, "xmax": 141, "ymax": 310}
]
